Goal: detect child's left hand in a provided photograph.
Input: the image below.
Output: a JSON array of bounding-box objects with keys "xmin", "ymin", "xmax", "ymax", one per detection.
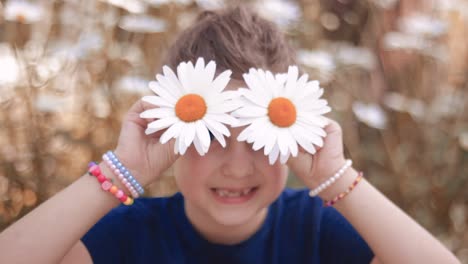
[{"xmin": 287, "ymin": 118, "xmax": 348, "ymax": 191}]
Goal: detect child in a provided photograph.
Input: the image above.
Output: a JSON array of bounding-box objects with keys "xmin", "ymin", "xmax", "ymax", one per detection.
[{"xmin": 0, "ymin": 5, "xmax": 460, "ymax": 264}]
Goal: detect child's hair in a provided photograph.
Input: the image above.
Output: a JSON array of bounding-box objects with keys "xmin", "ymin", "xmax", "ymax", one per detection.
[{"xmin": 163, "ymin": 4, "xmax": 297, "ymax": 80}]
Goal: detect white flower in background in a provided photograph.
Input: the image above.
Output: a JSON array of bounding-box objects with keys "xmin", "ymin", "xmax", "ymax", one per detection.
[
  {"xmin": 398, "ymin": 14, "xmax": 447, "ymax": 38},
  {"xmin": 74, "ymin": 31, "xmax": 104, "ymax": 57},
  {"xmin": 4, "ymin": 0, "xmax": 44, "ymax": 23},
  {"xmin": 383, "ymin": 92, "xmax": 426, "ymax": 120},
  {"xmin": 100, "ymin": 0, "xmax": 147, "ymax": 14},
  {"xmin": 232, "ymin": 66, "xmax": 331, "ymax": 165},
  {"xmin": 140, "ymin": 58, "xmax": 239, "ymax": 155},
  {"xmin": 119, "ymin": 15, "xmax": 167, "ymax": 33},
  {"xmin": 143, "ymin": 0, "xmax": 192, "ymax": 7},
  {"xmin": 382, "ymin": 32, "xmax": 431, "ymax": 51},
  {"xmin": 352, "ymin": 102, "xmax": 387, "ymax": 129},
  {"xmin": 195, "ymin": 0, "xmax": 225, "ymax": 10},
  {"xmin": 92, "ymin": 89, "xmax": 111, "ymax": 118},
  {"xmin": 334, "ymin": 44, "xmax": 377, "ymax": 71},
  {"xmin": 297, "ymin": 50, "xmax": 336, "ymax": 82},
  {"xmin": 436, "ymin": 0, "xmax": 468, "ymax": 19},
  {"xmin": 0, "ymin": 44, "xmax": 20, "ymax": 86},
  {"xmin": 34, "ymin": 94, "xmax": 74, "ymax": 113},
  {"xmin": 116, "ymin": 76, "xmax": 151, "ymax": 95},
  {"xmin": 254, "ymin": 0, "xmax": 301, "ymax": 28},
  {"xmin": 371, "ymin": 0, "xmax": 398, "ymax": 9}
]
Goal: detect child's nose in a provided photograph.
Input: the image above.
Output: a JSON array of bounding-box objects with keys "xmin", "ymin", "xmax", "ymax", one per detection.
[{"xmin": 221, "ymin": 139, "xmax": 255, "ymax": 179}]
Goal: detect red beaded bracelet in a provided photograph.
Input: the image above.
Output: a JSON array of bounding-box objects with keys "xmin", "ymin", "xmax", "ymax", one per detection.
[
  {"xmin": 88, "ymin": 162, "xmax": 134, "ymax": 206},
  {"xmin": 324, "ymin": 171, "xmax": 364, "ymax": 207}
]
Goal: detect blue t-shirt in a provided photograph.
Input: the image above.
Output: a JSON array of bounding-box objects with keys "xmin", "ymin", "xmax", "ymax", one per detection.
[{"xmin": 82, "ymin": 188, "xmax": 374, "ymax": 263}]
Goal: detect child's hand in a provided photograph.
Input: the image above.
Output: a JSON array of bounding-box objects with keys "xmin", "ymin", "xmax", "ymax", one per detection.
[
  {"xmin": 113, "ymin": 100, "xmax": 179, "ymax": 187},
  {"xmin": 287, "ymin": 118, "xmax": 348, "ymax": 191}
]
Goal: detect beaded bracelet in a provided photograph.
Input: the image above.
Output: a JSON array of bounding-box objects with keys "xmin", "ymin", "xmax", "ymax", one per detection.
[
  {"xmin": 88, "ymin": 162, "xmax": 134, "ymax": 206},
  {"xmin": 309, "ymin": 159, "xmax": 353, "ymax": 197},
  {"xmin": 104, "ymin": 151, "xmax": 145, "ymax": 196},
  {"xmin": 102, "ymin": 154, "xmax": 140, "ymax": 198},
  {"xmin": 324, "ymin": 171, "xmax": 364, "ymax": 207}
]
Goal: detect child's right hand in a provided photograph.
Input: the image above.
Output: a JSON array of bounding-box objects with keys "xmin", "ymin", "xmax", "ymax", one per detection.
[{"xmin": 113, "ymin": 100, "xmax": 179, "ymax": 187}]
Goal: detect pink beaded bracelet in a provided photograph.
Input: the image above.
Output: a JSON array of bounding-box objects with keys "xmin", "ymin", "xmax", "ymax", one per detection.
[
  {"xmin": 324, "ymin": 171, "xmax": 364, "ymax": 207},
  {"xmin": 101, "ymin": 154, "xmax": 140, "ymax": 198},
  {"xmin": 88, "ymin": 162, "xmax": 134, "ymax": 206}
]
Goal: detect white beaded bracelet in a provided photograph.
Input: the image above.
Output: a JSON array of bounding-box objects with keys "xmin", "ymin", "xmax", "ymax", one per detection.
[{"xmin": 309, "ymin": 159, "xmax": 353, "ymax": 197}]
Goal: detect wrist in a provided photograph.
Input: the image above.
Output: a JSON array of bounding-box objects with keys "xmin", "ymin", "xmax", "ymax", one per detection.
[
  {"xmin": 318, "ymin": 167, "xmax": 359, "ymax": 201},
  {"xmin": 103, "ymin": 151, "xmax": 145, "ymax": 196}
]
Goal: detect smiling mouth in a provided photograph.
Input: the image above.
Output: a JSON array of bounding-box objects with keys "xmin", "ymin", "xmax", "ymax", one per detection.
[{"xmin": 210, "ymin": 187, "xmax": 259, "ymax": 203}]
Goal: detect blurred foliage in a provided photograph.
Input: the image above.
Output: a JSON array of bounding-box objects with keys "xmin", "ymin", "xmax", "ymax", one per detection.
[{"xmin": 0, "ymin": 0, "xmax": 467, "ymax": 261}]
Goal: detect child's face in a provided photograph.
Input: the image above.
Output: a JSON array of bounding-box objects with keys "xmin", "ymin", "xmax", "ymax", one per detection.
[{"xmin": 173, "ymin": 81, "xmax": 288, "ymax": 228}]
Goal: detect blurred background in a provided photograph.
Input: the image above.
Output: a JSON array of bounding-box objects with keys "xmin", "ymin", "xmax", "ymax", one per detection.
[{"xmin": 0, "ymin": 0, "xmax": 467, "ymax": 261}]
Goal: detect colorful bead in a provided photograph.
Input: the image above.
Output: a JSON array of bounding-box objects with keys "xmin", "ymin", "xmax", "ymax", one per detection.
[
  {"xmin": 85, "ymin": 160, "xmax": 133, "ymax": 206},
  {"xmin": 123, "ymin": 197, "xmax": 134, "ymax": 205},
  {"xmin": 89, "ymin": 165, "xmax": 101, "ymax": 177},
  {"xmin": 109, "ymin": 186, "xmax": 118, "ymax": 194},
  {"xmin": 324, "ymin": 172, "xmax": 364, "ymax": 207},
  {"xmin": 97, "ymin": 174, "xmax": 106, "ymax": 183},
  {"xmin": 103, "ymin": 151, "xmax": 144, "ymax": 197},
  {"xmin": 119, "ymin": 194, "xmax": 128, "ymax": 202},
  {"xmin": 101, "ymin": 181, "xmax": 112, "ymax": 191},
  {"xmin": 115, "ymin": 190, "xmax": 124, "ymax": 199}
]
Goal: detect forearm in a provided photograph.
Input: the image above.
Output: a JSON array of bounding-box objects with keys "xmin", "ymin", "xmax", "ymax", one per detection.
[
  {"xmin": 321, "ymin": 169, "xmax": 460, "ymax": 264},
  {"xmin": 0, "ymin": 166, "xmax": 120, "ymax": 263}
]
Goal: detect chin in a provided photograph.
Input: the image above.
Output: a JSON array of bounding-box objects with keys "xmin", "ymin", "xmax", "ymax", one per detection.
[{"xmin": 210, "ymin": 207, "xmax": 266, "ymax": 227}]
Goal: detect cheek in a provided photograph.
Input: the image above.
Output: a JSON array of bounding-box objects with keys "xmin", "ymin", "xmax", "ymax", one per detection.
[
  {"xmin": 173, "ymin": 153, "xmax": 214, "ymax": 194},
  {"xmin": 261, "ymin": 162, "xmax": 288, "ymax": 194}
]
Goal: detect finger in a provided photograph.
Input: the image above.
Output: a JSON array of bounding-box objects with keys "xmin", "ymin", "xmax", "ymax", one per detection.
[
  {"xmin": 322, "ymin": 117, "xmax": 342, "ymax": 135},
  {"xmin": 126, "ymin": 100, "xmax": 161, "ymax": 128}
]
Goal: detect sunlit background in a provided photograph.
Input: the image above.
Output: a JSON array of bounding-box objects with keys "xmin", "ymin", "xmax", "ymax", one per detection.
[{"xmin": 0, "ymin": 0, "xmax": 467, "ymax": 261}]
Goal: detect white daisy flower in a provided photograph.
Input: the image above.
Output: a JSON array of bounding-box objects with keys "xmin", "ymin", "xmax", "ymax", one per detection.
[
  {"xmin": 140, "ymin": 58, "xmax": 239, "ymax": 156},
  {"xmin": 118, "ymin": 15, "xmax": 167, "ymax": 33},
  {"xmin": 4, "ymin": 0, "xmax": 45, "ymax": 24},
  {"xmin": 232, "ymin": 66, "xmax": 331, "ymax": 165}
]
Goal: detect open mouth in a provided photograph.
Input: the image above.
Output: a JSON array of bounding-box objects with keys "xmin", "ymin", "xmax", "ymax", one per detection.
[{"xmin": 210, "ymin": 187, "xmax": 259, "ymax": 204}]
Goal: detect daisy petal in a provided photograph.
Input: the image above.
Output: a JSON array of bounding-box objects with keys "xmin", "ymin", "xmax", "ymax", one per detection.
[
  {"xmin": 195, "ymin": 57, "xmax": 205, "ymax": 73},
  {"xmin": 231, "ymin": 105, "xmax": 267, "ymax": 118},
  {"xmin": 280, "ymin": 151, "xmax": 290, "ymax": 164},
  {"xmin": 195, "ymin": 120, "xmax": 211, "ymax": 150},
  {"xmin": 205, "ymin": 113, "xmax": 238, "ymax": 125},
  {"xmin": 178, "ymin": 133, "xmax": 189, "ymax": 155},
  {"xmin": 174, "ymin": 137, "xmax": 180, "ymax": 154},
  {"xmin": 211, "ymin": 70, "xmax": 232, "ymax": 93},
  {"xmin": 264, "ymin": 129, "xmax": 277, "ymax": 155},
  {"xmin": 160, "ymin": 122, "xmax": 184, "ymax": 144},
  {"xmin": 203, "ymin": 118, "xmax": 230, "ymax": 136},
  {"xmin": 204, "ymin": 120, "xmax": 227, "ymax": 147},
  {"xmin": 148, "ymin": 117, "xmax": 179, "ymax": 132},
  {"xmin": 177, "ymin": 62, "xmax": 190, "ymax": 92},
  {"xmin": 193, "ymin": 134, "xmax": 206, "ymax": 156},
  {"xmin": 142, "ymin": 95, "xmax": 174, "ymax": 108},
  {"xmin": 156, "ymin": 74, "xmax": 182, "ymax": 98},
  {"xmin": 290, "ymin": 125, "xmax": 316, "ymax": 153},
  {"xmin": 163, "ymin": 65, "xmax": 184, "ymax": 91},
  {"xmin": 268, "ymin": 144, "xmax": 280, "ymax": 165},
  {"xmin": 140, "ymin": 108, "xmax": 174, "ymax": 119},
  {"xmin": 149, "ymin": 81, "xmax": 177, "ymax": 104},
  {"xmin": 205, "ymin": 60, "xmax": 216, "ymax": 84},
  {"xmin": 277, "ymin": 129, "xmax": 291, "ymax": 156},
  {"xmin": 184, "ymin": 122, "xmax": 196, "ymax": 147}
]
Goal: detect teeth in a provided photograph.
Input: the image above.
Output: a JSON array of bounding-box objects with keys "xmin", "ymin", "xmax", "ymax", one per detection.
[{"xmin": 215, "ymin": 188, "xmax": 253, "ymax": 198}]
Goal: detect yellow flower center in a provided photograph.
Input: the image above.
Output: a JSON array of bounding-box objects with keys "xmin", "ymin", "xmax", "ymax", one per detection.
[
  {"xmin": 175, "ymin": 94, "xmax": 207, "ymax": 122},
  {"xmin": 268, "ymin": 97, "xmax": 297, "ymax": 127}
]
